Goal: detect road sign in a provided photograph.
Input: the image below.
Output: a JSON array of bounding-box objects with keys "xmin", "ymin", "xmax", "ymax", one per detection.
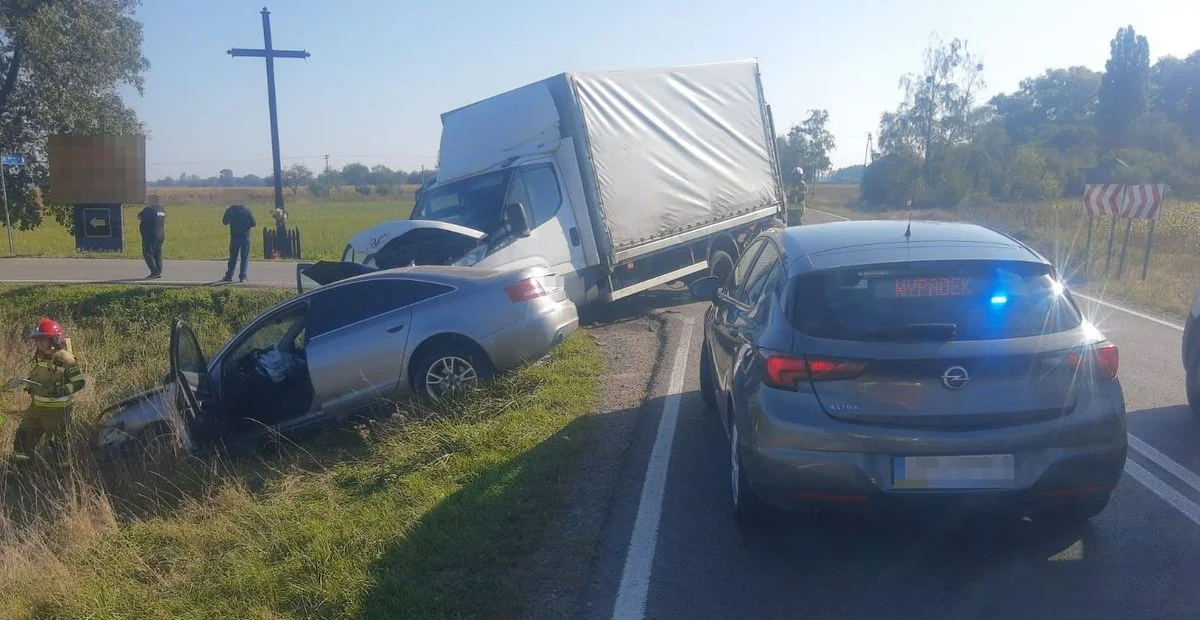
[
  {"xmin": 1, "ymin": 154, "xmax": 23, "ymax": 166},
  {"xmin": 82, "ymin": 208, "xmax": 113, "ymax": 238},
  {"xmin": 72, "ymin": 204, "xmax": 124, "ymax": 252}
]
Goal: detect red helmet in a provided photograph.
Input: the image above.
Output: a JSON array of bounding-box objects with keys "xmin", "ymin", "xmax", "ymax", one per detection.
[{"xmin": 31, "ymin": 318, "xmax": 64, "ymax": 342}]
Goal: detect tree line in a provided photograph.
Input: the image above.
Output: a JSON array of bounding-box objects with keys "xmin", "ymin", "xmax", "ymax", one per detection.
[
  {"xmin": 150, "ymin": 163, "xmax": 437, "ymax": 197},
  {"xmin": 860, "ymin": 27, "xmax": 1200, "ymax": 209},
  {"xmin": 4, "ymin": 1, "xmax": 1188, "ymax": 233}
]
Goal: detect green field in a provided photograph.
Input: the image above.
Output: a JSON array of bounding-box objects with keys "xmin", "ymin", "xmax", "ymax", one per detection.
[
  {"xmin": 0, "ymin": 284, "xmax": 602, "ymax": 618},
  {"xmin": 6, "ymin": 200, "xmax": 415, "ymax": 261}
]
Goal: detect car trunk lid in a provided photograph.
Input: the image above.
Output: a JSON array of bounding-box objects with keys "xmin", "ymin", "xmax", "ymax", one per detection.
[
  {"xmin": 793, "ymin": 338, "xmax": 1093, "ymax": 429},
  {"xmin": 783, "ymin": 259, "xmax": 1111, "ymax": 429}
]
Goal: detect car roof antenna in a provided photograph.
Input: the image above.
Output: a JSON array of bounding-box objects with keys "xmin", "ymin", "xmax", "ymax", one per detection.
[{"xmin": 904, "ymin": 199, "xmax": 913, "ymax": 240}]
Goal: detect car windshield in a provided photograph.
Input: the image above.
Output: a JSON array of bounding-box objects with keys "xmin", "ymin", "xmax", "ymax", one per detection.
[
  {"xmin": 409, "ymin": 169, "xmax": 511, "ymax": 235},
  {"xmin": 790, "ymin": 260, "xmax": 1082, "ymax": 342}
]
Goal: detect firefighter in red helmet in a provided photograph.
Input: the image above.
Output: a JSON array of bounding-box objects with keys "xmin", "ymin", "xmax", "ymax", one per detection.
[{"xmin": 4, "ymin": 318, "xmax": 86, "ymax": 457}]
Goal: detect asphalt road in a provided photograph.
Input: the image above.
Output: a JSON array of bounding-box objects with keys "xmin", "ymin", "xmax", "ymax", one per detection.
[
  {"xmin": 584, "ymin": 209, "xmax": 1200, "ymax": 620},
  {"xmin": 0, "ymin": 257, "xmax": 298, "ymax": 288}
]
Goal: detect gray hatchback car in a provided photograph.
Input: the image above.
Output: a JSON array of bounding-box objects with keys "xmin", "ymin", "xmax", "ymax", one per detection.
[{"xmin": 690, "ymin": 219, "xmax": 1128, "ymax": 527}]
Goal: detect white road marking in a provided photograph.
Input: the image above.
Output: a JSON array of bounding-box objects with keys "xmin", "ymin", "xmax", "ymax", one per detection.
[
  {"xmin": 1124, "ymin": 460, "xmax": 1200, "ymax": 528},
  {"xmin": 1129, "ymin": 435, "xmax": 1200, "ymax": 497},
  {"xmin": 611, "ymin": 317, "xmax": 695, "ymax": 620},
  {"xmin": 1074, "ymin": 292, "xmax": 1184, "ymax": 332},
  {"xmin": 806, "ymin": 207, "xmax": 849, "ymax": 221}
]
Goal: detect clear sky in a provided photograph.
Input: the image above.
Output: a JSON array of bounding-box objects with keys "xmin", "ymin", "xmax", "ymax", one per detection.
[{"xmin": 126, "ymin": 0, "xmax": 1199, "ymax": 181}]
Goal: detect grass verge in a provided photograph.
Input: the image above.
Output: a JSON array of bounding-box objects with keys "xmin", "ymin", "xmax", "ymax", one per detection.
[{"xmin": 0, "ymin": 284, "xmax": 603, "ymax": 619}]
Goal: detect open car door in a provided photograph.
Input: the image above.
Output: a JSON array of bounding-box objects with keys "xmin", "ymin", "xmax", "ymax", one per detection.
[
  {"xmin": 169, "ymin": 318, "xmax": 217, "ymax": 448},
  {"xmin": 296, "ymin": 261, "xmax": 378, "ymax": 294}
]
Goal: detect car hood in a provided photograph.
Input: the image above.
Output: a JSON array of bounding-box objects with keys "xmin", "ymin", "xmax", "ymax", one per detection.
[
  {"xmin": 347, "ymin": 219, "xmax": 486, "ymax": 257},
  {"xmin": 96, "ymin": 384, "xmax": 175, "ymax": 447},
  {"xmin": 100, "ymin": 384, "xmax": 170, "ymax": 418}
]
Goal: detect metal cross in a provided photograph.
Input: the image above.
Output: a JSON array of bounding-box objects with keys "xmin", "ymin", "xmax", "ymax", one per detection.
[{"xmin": 228, "ymin": 7, "xmax": 310, "ymax": 213}]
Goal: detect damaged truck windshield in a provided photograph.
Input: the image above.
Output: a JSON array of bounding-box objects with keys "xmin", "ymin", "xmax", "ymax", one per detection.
[{"xmin": 410, "ymin": 169, "xmax": 510, "ymax": 236}]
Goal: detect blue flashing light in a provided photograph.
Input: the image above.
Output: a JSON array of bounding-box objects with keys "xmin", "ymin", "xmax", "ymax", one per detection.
[{"xmin": 990, "ymin": 294, "xmax": 1008, "ymax": 305}]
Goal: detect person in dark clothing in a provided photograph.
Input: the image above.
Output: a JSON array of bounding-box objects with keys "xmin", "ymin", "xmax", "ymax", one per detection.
[
  {"xmin": 221, "ymin": 203, "xmax": 257, "ymax": 282},
  {"xmin": 137, "ymin": 196, "xmax": 167, "ymax": 278}
]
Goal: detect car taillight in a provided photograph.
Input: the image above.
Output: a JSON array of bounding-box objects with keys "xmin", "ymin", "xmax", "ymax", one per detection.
[
  {"xmin": 1095, "ymin": 343, "xmax": 1119, "ymax": 380},
  {"xmin": 1064, "ymin": 343, "xmax": 1119, "ymax": 380},
  {"xmin": 505, "ymin": 277, "xmax": 547, "ymax": 303},
  {"xmin": 761, "ymin": 353, "xmax": 869, "ymax": 390}
]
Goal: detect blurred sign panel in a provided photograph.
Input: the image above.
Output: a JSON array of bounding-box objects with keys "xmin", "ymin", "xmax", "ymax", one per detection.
[
  {"xmin": 73, "ymin": 204, "xmax": 125, "ymax": 252},
  {"xmin": 48, "ymin": 135, "xmax": 146, "ymax": 204}
]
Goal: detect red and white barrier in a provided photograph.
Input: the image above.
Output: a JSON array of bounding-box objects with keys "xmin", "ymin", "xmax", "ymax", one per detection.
[
  {"xmin": 1122, "ymin": 183, "xmax": 1166, "ymax": 220},
  {"xmin": 1082, "ymin": 183, "xmax": 1167, "ymax": 220},
  {"xmin": 1082, "ymin": 184, "xmax": 1124, "ymax": 217}
]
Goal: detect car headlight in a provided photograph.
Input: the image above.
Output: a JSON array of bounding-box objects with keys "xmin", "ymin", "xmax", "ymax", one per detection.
[{"xmin": 453, "ymin": 245, "xmax": 489, "ymax": 267}]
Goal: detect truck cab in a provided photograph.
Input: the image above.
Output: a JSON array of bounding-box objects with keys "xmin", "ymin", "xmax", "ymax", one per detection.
[{"xmin": 342, "ymin": 142, "xmax": 602, "ymax": 307}]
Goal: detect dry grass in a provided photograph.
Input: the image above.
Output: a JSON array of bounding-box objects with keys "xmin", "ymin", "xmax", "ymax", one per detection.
[
  {"xmin": 811, "ymin": 185, "xmax": 1200, "ymax": 319},
  {"xmin": 0, "ymin": 284, "xmax": 603, "ymax": 619}
]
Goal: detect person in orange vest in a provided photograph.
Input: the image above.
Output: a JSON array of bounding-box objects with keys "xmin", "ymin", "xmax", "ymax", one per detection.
[{"xmin": 4, "ymin": 318, "xmax": 86, "ymax": 457}]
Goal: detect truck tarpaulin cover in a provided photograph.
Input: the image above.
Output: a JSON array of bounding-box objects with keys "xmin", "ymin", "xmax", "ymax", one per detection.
[{"xmin": 571, "ymin": 60, "xmax": 779, "ymax": 252}]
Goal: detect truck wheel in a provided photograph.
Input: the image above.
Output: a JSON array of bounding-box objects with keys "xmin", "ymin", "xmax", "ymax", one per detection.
[{"xmin": 710, "ymin": 250, "xmax": 734, "ymax": 290}]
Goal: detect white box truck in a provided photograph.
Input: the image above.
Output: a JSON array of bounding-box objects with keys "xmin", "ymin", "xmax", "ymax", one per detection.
[{"xmin": 337, "ymin": 59, "xmax": 788, "ymax": 310}]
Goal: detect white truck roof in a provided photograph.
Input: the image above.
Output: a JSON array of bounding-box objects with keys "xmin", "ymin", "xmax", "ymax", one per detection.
[{"xmin": 437, "ymin": 59, "xmax": 783, "ymax": 260}]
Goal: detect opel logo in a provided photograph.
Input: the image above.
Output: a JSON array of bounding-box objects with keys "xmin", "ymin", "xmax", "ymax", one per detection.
[{"xmin": 941, "ymin": 365, "xmax": 970, "ymax": 390}]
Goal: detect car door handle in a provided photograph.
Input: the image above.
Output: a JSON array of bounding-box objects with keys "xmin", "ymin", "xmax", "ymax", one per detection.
[
  {"xmin": 387, "ymin": 323, "xmax": 405, "ymax": 333},
  {"xmin": 569, "ymin": 227, "xmax": 581, "ymax": 247}
]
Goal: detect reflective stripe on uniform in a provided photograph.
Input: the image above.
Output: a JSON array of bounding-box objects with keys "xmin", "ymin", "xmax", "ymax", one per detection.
[{"xmin": 31, "ymin": 398, "xmax": 73, "ymax": 409}]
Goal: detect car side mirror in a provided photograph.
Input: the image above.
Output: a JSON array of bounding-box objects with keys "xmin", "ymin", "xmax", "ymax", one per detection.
[
  {"xmin": 505, "ymin": 202, "xmax": 532, "ymax": 238},
  {"xmin": 689, "ymin": 275, "xmax": 721, "ymax": 302}
]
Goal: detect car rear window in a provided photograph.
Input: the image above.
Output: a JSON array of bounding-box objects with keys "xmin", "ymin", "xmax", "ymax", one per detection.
[{"xmin": 789, "ymin": 260, "xmax": 1082, "ymax": 342}]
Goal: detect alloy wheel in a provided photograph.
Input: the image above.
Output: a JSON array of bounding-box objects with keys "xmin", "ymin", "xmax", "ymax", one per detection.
[{"xmin": 424, "ymin": 355, "xmax": 479, "ymax": 398}]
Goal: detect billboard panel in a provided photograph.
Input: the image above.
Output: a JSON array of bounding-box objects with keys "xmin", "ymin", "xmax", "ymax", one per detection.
[{"xmin": 48, "ymin": 134, "xmax": 146, "ymax": 204}]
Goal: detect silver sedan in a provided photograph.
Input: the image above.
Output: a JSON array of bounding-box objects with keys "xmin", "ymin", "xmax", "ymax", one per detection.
[{"xmin": 95, "ymin": 262, "xmax": 579, "ymax": 454}]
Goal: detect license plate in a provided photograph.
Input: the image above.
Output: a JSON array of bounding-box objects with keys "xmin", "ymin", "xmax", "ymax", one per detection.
[{"xmin": 893, "ymin": 454, "xmax": 1015, "ymax": 490}]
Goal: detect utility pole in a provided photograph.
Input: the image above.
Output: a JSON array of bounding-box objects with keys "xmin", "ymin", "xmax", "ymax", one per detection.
[
  {"xmin": 227, "ymin": 7, "xmax": 310, "ymax": 213},
  {"xmin": 323, "ymin": 154, "xmax": 330, "ymax": 173},
  {"xmin": 864, "ymin": 133, "xmax": 873, "ymax": 168}
]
